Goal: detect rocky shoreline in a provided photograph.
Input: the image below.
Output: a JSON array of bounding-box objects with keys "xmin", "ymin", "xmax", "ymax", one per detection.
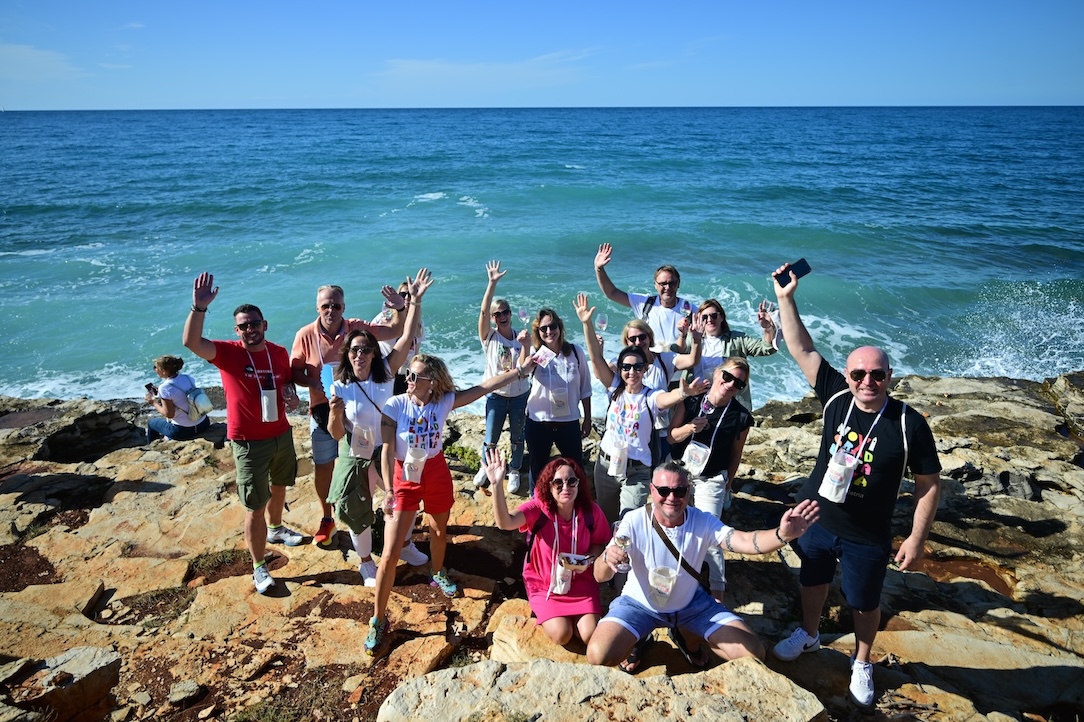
[{"xmin": 0, "ymin": 372, "xmax": 1082, "ymax": 721}]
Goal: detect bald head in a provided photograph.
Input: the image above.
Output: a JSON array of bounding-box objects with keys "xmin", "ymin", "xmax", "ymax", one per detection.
[{"xmin": 844, "ymin": 346, "xmax": 893, "ymax": 411}]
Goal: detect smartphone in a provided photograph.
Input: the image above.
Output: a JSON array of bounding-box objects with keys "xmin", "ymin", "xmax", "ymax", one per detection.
[
  {"xmin": 145, "ymin": 383, "xmax": 157, "ymax": 395},
  {"xmin": 775, "ymin": 258, "xmax": 812, "ymax": 287}
]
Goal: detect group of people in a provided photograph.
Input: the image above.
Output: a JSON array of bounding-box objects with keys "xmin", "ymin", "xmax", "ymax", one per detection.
[{"xmin": 160, "ymin": 247, "xmax": 940, "ymax": 709}]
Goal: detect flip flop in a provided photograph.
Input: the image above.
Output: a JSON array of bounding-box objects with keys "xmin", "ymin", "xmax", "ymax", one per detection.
[
  {"xmin": 669, "ymin": 627, "xmax": 709, "ymax": 669},
  {"xmin": 618, "ymin": 633, "xmax": 654, "ymax": 674}
]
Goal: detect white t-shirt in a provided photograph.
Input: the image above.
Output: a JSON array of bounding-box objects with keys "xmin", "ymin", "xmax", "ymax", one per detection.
[
  {"xmin": 482, "ymin": 329, "xmax": 530, "ymax": 398},
  {"xmin": 158, "ymin": 374, "xmax": 202, "ymax": 427},
  {"xmin": 627, "ymin": 291, "xmax": 696, "ymax": 348},
  {"xmin": 332, "ymin": 367, "xmax": 393, "ymax": 457},
  {"xmin": 601, "ymin": 387, "xmax": 664, "ymax": 465},
  {"xmin": 525, "ymin": 345, "xmax": 592, "ymax": 423},
  {"xmin": 382, "ymin": 391, "xmax": 455, "ymax": 460},
  {"xmin": 613, "ymin": 504, "xmax": 731, "ymax": 613}
]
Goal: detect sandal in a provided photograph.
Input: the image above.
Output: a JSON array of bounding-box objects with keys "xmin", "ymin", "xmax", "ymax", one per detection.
[
  {"xmin": 669, "ymin": 627, "xmax": 709, "ymax": 669},
  {"xmin": 618, "ymin": 633, "xmax": 654, "ymax": 674}
]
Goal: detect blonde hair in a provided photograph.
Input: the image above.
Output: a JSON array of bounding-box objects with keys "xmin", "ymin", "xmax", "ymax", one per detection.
[
  {"xmin": 411, "ymin": 354, "xmax": 456, "ymax": 397},
  {"xmin": 154, "ymin": 355, "xmax": 184, "ymax": 377}
]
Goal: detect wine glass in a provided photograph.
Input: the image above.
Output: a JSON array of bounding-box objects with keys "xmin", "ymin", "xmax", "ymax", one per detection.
[
  {"xmin": 518, "ymin": 308, "xmax": 528, "ymax": 326},
  {"xmin": 612, "ymin": 522, "xmax": 631, "ymax": 573},
  {"xmin": 596, "ymin": 313, "xmax": 608, "ymax": 333}
]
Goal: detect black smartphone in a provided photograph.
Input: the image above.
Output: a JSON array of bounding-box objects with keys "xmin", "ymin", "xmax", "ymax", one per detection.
[
  {"xmin": 775, "ymin": 258, "xmax": 812, "ymax": 287},
  {"xmin": 145, "ymin": 383, "xmax": 157, "ymax": 394}
]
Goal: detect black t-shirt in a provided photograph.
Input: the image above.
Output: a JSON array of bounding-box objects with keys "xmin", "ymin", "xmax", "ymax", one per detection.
[
  {"xmin": 797, "ymin": 359, "xmax": 941, "ymax": 545},
  {"xmin": 671, "ymin": 395, "xmax": 754, "ymax": 479}
]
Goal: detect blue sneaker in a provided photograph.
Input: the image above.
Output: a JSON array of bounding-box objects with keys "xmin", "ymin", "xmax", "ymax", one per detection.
[
  {"xmin": 364, "ymin": 616, "xmax": 386, "ymax": 655},
  {"xmin": 430, "ymin": 569, "xmax": 458, "ymax": 598}
]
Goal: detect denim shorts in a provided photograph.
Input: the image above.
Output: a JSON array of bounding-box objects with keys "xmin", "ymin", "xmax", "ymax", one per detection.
[
  {"xmin": 602, "ymin": 584, "xmax": 741, "ymax": 642},
  {"xmin": 792, "ymin": 522, "xmax": 891, "ymax": 612},
  {"xmin": 309, "ymin": 416, "xmax": 339, "ymax": 465}
]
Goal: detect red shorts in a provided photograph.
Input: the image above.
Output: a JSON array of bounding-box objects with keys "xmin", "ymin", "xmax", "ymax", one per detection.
[{"xmin": 392, "ymin": 452, "xmax": 454, "ymax": 516}]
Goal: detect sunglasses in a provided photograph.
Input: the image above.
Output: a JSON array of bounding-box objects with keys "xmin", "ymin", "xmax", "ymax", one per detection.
[
  {"xmin": 720, "ymin": 369, "xmax": 748, "ymax": 391},
  {"xmin": 552, "ymin": 478, "xmax": 579, "ymax": 490},
  {"xmin": 320, "ymin": 303, "xmax": 343, "ymax": 311},
  {"xmin": 493, "ymin": 309, "xmax": 511, "ymax": 318},
  {"xmin": 349, "ymin": 346, "xmax": 375, "ymax": 357},
  {"xmin": 652, "ymin": 483, "xmax": 690, "ymax": 499},
  {"xmin": 406, "ymin": 371, "xmax": 430, "ymax": 383},
  {"xmin": 538, "ymin": 324, "xmax": 560, "ymax": 334},
  {"xmin": 235, "ymin": 321, "xmax": 263, "ymax": 331},
  {"xmin": 656, "ymin": 280, "xmax": 677, "ymax": 287},
  {"xmin": 626, "ymin": 334, "xmax": 649, "ymax": 344},
  {"xmin": 701, "ymin": 312, "xmax": 720, "ymax": 321},
  {"xmin": 619, "ymin": 362, "xmax": 646, "ymax": 372},
  {"xmin": 848, "ymin": 368, "xmax": 887, "ymax": 383}
]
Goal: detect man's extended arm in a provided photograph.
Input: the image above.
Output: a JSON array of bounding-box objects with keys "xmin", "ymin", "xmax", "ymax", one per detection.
[
  {"xmin": 772, "ymin": 264, "xmax": 822, "ymax": 387},
  {"xmin": 183, "ymin": 272, "xmax": 219, "ymax": 362},
  {"xmin": 894, "ymin": 472, "xmax": 941, "ymax": 570},
  {"xmin": 593, "ymin": 243, "xmax": 631, "ymax": 308}
]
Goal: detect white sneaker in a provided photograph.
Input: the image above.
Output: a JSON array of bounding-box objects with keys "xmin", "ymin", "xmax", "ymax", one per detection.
[
  {"xmin": 506, "ymin": 471, "xmax": 521, "ymax": 494},
  {"xmin": 772, "ymin": 628, "xmax": 821, "ymax": 661},
  {"xmin": 399, "ymin": 541, "xmax": 429, "ymax": 566},
  {"xmin": 358, "ymin": 559, "xmax": 378, "ymax": 588},
  {"xmin": 473, "ymin": 467, "xmax": 489, "ymax": 488},
  {"xmin": 253, "ymin": 564, "xmax": 275, "ymax": 594},
  {"xmin": 266, "ymin": 525, "xmax": 304, "ymax": 547},
  {"xmin": 849, "ymin": 656, "xmax": 875, "ymax": 707}
]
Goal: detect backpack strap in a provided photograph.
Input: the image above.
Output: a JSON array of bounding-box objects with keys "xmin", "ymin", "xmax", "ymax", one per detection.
[{"xmin": 641, "ymin": 295, "xmax": 658, "ymax": 320}]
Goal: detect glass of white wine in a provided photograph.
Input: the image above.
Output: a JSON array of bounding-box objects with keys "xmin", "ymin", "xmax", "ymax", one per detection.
[
  {"xmin": 518, "ymin": 308, "xmax": 529, "ymax": 326},
  {"xmin": 612, "ymin": 521, "xmax": 631, "ymax": 573},
  {"xmin": 596, "ymin": 313, "xmax": 608, "ymax": 332}
]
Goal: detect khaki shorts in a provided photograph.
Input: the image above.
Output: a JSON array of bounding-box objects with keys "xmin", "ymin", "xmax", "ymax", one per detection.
[
  {"xmin": 231, "ymin": 431, "xmax": 297, "ymax": 511},
  {"xmin": 329, "ymin": 440, "xmax": 381, "ymax": 534}
]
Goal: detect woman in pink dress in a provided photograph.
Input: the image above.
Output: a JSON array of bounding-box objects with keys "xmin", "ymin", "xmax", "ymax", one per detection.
[{"xmin": 487, "ymin": 450, "xmax": 610, "ymax": 646}]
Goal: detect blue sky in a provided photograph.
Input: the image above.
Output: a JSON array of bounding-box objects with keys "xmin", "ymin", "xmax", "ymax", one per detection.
[{"xmin": 1, "ymin": 1, "xmax": 1081, "ymax": 110}]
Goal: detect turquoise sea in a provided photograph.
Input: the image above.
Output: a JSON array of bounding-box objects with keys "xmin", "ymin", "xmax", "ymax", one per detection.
[{"xmin": 1, "ymin": 107, "xmax": 1082, "ymax": 415}]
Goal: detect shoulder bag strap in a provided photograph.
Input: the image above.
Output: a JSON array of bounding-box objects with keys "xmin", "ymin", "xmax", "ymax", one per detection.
[{"xmin": 650, "ymin": 509, "xmax": 705, "ymax": 583}]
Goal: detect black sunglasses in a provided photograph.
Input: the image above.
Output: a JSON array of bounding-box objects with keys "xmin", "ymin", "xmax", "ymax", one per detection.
[
  {"xmin": 235, "ymin": 321, "xmax": 263, "ymax": 330},
  {"xmin": 848, "ymin": 368, "xmax": 887, "ymax": 383},
  {"xmin": 652, "ymin": 483, "xmax": 689, "ymax": 499},
  {"xmin": 720, "ymin": 369, "xmax": 748, "ymax": 391},
  {"xmin": 552, "ymin": 478, "xmax": 579, "ymax": 490}
]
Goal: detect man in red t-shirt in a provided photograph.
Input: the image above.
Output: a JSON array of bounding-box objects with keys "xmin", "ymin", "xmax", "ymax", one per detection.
[{"xmin": 184, "ymin": 272, "xmax": 304, "ymax": 595}]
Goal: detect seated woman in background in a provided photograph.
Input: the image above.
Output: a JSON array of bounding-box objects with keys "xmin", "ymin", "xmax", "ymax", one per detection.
[
  {"xmin": 145, "ymin": 355, "xmax": 210, "ymax": 442},
  {"xmin": 487, "ymin": 450, "xmax": 610, "ymax": 646}
]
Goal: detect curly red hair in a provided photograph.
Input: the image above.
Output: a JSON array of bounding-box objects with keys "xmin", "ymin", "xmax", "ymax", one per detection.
[{"xmin": 533, "ymin": 457, "xmax": 594, "ymax": 518}]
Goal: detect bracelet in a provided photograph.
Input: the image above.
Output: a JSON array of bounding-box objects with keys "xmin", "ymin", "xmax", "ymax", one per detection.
[
  {"xmin": 191, "ymin": 305, "xmax": 207, "ymax": 313},
  {"xmin": 724, "ymin": 528, "xmax": 735, "ymax": 552},
  {"xmin": 752, "ymin": 530, "xmax": 762, "ymax": 554},
  {"xmin": 775, "ymin": 527, "xmax": 788, "ymax": 545},
  {"xmin": 515, "ymin": 365, "xmax": 528, "ymax": 379}
]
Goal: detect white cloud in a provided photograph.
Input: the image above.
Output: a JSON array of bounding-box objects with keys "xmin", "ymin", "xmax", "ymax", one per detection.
[
  {"xmin": 0, "ymin": 42, "xmax": 88, "ymax": 83},
  {"xmin": 371, "ymin": 49, "xmax": 594, "ymax": 91}
]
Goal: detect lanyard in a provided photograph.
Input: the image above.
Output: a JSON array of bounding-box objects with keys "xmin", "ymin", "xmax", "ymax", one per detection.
[
  {"xmin": 839, "ymin": 396, "xmax": 888, "ymax": 458},
  {"xmin": 245, "ymin": 348, "xmax": 275, "ymax": 392}
]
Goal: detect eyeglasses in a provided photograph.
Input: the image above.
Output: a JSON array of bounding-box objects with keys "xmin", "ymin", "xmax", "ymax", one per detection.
[
  {"xmin": 349, "ymin": 346, "xmax": 375, "ymax": 357},
  {"xmin": 406, "ymin": 371, "xmax": 430, "ymax": 383},
  {"xmin": 552, "ymin": 478, "xmax": 579, "ymax": 490},
  {"xmin": 652, "ymin": 483, "xmax": 689, "ymax": 499},
  {"xmin": 619, "ymin": 362, "xmax": 646, "ymax": 372},
  {"xmin": 720, "ymin": 369, "xmax": 747, "ymax": 391},
  {"xmin": 701, "ymin": 312, "xmax": 720, "ymax": 321},
  {"xmin": 626, "ymin": 334, "xmax": 649, "ymax": 344},
  {"xmin": 235, "ymin": 321, "xmax": 263, "ymax": 331},
  {"xmin": 319, "ymin": 303, "xmax": 343, "ymax": 311},
  {"xmin": 538, "ymin": 324, "xmax": 560, "ymax": 334},
  {"xmin": 493, "ymin": 309, "xmax": 511, "ymax": 318},
  {"xmin": 656, "ymin": 279, "xmax": 677, "ymax": 287},
  {"xmin": 848, "ymin": 368, "xmax": 888, "ymax": 383}
]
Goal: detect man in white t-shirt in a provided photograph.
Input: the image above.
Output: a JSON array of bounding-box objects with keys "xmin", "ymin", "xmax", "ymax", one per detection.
[
  {"xmin": 593, "ymin": 243, "xmax": 696, "ymax": 349},
  {"xmin": 587, "ymin": 461, "xmax": 819, "ymax": 671}
]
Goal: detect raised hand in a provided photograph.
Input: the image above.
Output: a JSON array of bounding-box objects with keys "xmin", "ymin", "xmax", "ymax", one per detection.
[
  {"xmin": 192, "ymin": 272, "xmax": 219, "ymax": 308},
  {"xmin": 381, "ymin": 285, "xmax": 405, "ymax": 311},
  {"xmin": 486, "ymin": 260, "xmax": 507, "ymax": 284},
  {"xmin": 573, "ymin": 292, "xmax": 595, "ymax": 324},
  {"xmin": 485, "ymin": 447, "xmax": 507, "ymax": 486},
  {"xmin": 772, "ymin": 264, "xmax": 799, "ymax": 300},
  {"xmin": 409, "ymin": 267, "xmax": 433, "ymax": 301},
  {"xmin": 593, "ymin": 243, "xmax": 613, "ymax": 270},
  {"xmin": 757, "ymin": 300, "xmax": 776, "ymax": 330},
  {"xmin": 779, "ymin": 499, "xmax": 820, "ymax": 541},
  {"xmin": 683, "ymin": 375, "xmax": 711, "ymax": 398}
]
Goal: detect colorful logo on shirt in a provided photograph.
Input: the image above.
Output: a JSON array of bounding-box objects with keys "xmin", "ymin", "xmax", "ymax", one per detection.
[
  {"xmin": 829, "ymin": 424, "xmax": 877, "ymax": 491},
  {"xmin": 607, "ymin": 395, "xmax": 645, "ymax": 444},
  {"xmin": 407, "ymin": 408, "xmax": 441, "ymax": 451}
]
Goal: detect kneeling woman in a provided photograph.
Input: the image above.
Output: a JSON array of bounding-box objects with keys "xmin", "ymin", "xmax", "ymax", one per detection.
[
  {"xmin": 366, "ymin": 349, "xmax": 535, "ymax": 654},
  {"xmin": 487, "ymin": 451, "xmax": 610, "ymax": 646}
]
